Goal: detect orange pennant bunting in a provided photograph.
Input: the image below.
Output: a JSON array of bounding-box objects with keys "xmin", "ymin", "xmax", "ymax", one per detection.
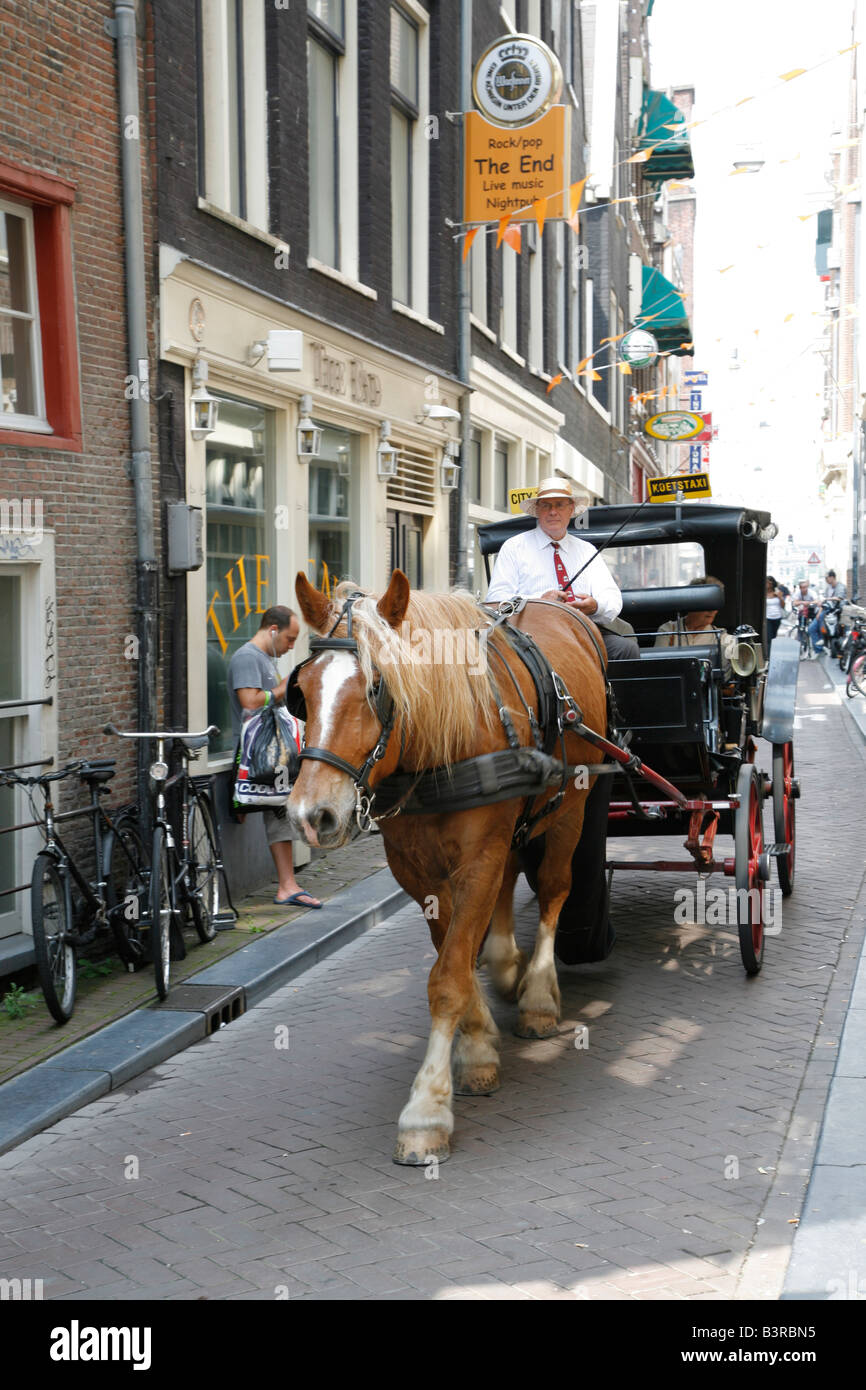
[
  {"xmin": 618, "ymin": 361, "xmax": 632, "ymax": 375},
  {"xmin": 546, "ymin": 373, "xmax": 563, "ymax": 394},
  {"xmin": 503, "ymin": 223, "xmax": 522, "ymax": 254},
  {"xmin": 496, "ymin": 213, "xmax": 511, "ymax": 248},
  {"xmin": 575, "ymin": 355, "xmax": 593, "ymax": 373},
  {"xmin": 462, "ymin": 227, "xmax": 479, "ymax": 263},
  {"xmin": 532, "ymin": 198, "xmax": 547, "ymax": 239},
  {"xmin": 569, "ymin": 179, "xmax": 586, "ymax": 219},
  {"xmin": 779, "ymin": 68, "xmax": 806, "ymax": 81}
]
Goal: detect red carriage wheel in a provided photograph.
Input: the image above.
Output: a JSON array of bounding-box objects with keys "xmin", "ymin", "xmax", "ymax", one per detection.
[
  {"xmin": 772, "ymin": 742, "xmax": 795, "ymax": 898},
  {"xmin": 734, "ymin": 763, "xmax": 767, "ymax": 976}
]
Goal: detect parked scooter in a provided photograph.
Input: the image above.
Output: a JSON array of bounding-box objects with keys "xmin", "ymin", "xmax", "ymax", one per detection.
[
  {"xmin": 838, "ymin": 601, "xmax": 866, "ymax": 673},
  {"xmin": 814, "ymin": 598, "xmax": 847, "ymax": 659}
]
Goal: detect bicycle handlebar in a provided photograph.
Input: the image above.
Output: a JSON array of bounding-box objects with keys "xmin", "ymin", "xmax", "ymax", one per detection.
[
  {"xmin": 103, "ymin": 724, "xmax": 219, "ymax": 740},
  {"xmin": 0, "ymin": 761, "xmax": 81, "ymax": 787}
]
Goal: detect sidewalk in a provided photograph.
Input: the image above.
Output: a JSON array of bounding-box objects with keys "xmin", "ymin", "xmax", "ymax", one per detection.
[
  {"xmin": 781, "ymin": 647, "xmax": 866, "ymax": 1298},
  {"xmin": 0, "ymin": 831, "xmax": 407, "ymax": 1152}
]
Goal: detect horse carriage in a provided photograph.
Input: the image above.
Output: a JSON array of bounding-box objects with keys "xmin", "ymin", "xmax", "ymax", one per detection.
[
  {"xmin": 286, "ymin": 499, "xmax": 799, "ymax": 1164},
  {"xmin": 476, "ymin": 501, "xmax": 799, "ymax": 978}
]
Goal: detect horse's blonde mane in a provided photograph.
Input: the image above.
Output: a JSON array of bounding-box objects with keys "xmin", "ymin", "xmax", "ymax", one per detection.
[{"xmin": 328, "ymin": 581, "xmax": 501, "ymax": 767}]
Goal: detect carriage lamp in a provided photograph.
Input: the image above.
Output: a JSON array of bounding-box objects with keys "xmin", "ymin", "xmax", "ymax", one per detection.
[
  {"xmin": 297, "ymin": 394, "xmax": 323, "ymax": 461},
  {"xmin": 440, "ymin": 437, "xmax": 461, "ymax": 492},
  {"xmin": 377, "ymin": 420, "xmax": 399, "ymax": 478},
  {"xmin": 189, "ymin": 358, "xmax": 219, "ymax": 441}
]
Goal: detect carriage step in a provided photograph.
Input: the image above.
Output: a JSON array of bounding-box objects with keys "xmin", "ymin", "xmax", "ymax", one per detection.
[{"xmin": 765, "ymin": 842, "xmax": 793, "ymax": 857}]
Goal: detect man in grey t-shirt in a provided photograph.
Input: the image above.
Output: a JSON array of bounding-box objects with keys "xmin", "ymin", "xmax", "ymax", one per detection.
[{"xmin": 227, "ymin": 605, "xmax": 321, "ymax": 909}]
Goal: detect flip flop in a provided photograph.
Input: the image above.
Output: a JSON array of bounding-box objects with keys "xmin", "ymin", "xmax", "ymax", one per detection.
[{"xmin": 273, "ymin": 890, "xmax": 323, "ymax": 909}]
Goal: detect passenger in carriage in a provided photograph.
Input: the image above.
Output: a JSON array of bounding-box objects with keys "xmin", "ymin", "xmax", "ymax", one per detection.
[
  {"xmin": 654, "ymin": 575, "xmax": 729, "ymax": 653},
  {"xmin": 485, "ymin": 477, "xmax": 640, "ymax": 659}
]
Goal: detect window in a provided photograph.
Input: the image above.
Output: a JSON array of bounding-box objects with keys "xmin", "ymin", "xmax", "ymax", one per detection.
[
  {"xmin": 493, "ymin": 439, "xmax": 509, "ymax": 512},
  {"xmin": 205, "ymin": 397, "xmax": 276, "ymax": 756},
  {"xmin": 307, "ymin": 2, "xmax": 345, "ymax": 267},
  {"xmin": 554, "ymin": 222, "xmax": 567, "ymax": 368},
  {"xmin": 308, "ymin": 424, "xmax": 360, "ymax": 594},
  {"xmin": 501, "ymin": 241, "xmax": 517, "ymax": 351},
  {"xmin": 0, "ymin": 159, "xmax": 80, "ymax": 449},
  {"xmin": 570, "ymin": 238, "xmax": 581, "ymax": 379},
  {"xmin": 468, "ymin": 430, "xmax": 482, "ymax": 504},
  {"xmin": 200, "ymin": 0, "xmax": 268, "ymax": 229},
  {"xmin": 470, "ymin": 229, "xmax": 487, "ymax": 323},
  {"xmin": 390, "ymin": 6, "xmax": 418, "ymax": 306},
  {"xmin": 527, "ymin": 224, "xmax": 543, "ymax": 371},
  {"xmin": 584, "ymin": 277, "xmax": 594, "ymax": 397}
]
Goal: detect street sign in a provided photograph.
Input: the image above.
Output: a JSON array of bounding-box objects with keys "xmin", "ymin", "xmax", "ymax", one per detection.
[
  {"xmin": 684, "ymin": 370, "xmax": 708, "ymax": 386},
  {"xmin": 807, "ymin": 551, "xmax": 821, "ymax": 564},
  {"xmin": 688, "ymin": 444, "xmax": 702, "ymax": 472},
  {"xmin": 473, "ymin": 34, "xmax": 563, "ymax": 127},
  {"xmin": 693, "ymin": 412, "xmax": 713, "ymax": 443},
  {"xmin": 644, "ymin": 410, "xmax": 705, "ymax": 441},
  {"xmin": 689, "ymin": 389, "xmax": 703, "ymax": 411},
  {"xmin": 620, "ymin": 328, "xmax": 658, "ymax": 369},
  {"xmin": 509, "ymin": 486, "xmax": 537, "ymax": 514},
  {"xmin": 464, "ymin": 106, "xmax": 570, "ymax": 222},
  {"xmin": 648, "ymin": 472, "xmax": 712, "ymax": 501}
]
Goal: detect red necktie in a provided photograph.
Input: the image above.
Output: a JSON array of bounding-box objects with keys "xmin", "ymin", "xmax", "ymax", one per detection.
[{"xmin": 552, "ymin": 543, "xmax": 575, "ymax": 603}]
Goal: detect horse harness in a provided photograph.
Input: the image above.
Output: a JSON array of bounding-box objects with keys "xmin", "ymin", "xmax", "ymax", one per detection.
[{"xmin": 286, "ymin": 593, "xmax": 638, "ymax": 845}]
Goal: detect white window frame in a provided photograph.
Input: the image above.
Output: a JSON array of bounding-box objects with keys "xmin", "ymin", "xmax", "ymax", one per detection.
[
  {"xmin": 555, "ymin": 221, "xmax": 567, "ymax": 371},
  {"xmin": 584, "ymin": 276, "xmax": 594, "ymax": 399},
  {"xmin": 470, "ymin": 228, "xmax": 488, "ymax": 325},
  {"xmin": 306, "ymin": 0, "xmax": 360, "ymax": 280},
  {"xmin": 390, "ymin": 0, "xmax": 430, "ymax": 317},
  {"xmin": 200, "ymin": 0, "xmax": 269, "ymax": 231},
  {"xmin": 0, "ymin": 198, "xmax": 48, "ymax": 433},
  {"xmin": 527, "ymin": 223, "xmax": 543, "ymax": 372},
  {"xmin": 500, "ymin": 238, "xmax": 518, "ymax": 353}
]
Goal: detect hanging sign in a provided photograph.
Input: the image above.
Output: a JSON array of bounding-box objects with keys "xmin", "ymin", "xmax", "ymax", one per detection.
[
  {"xmin": 684, "ymin": 370, "xmax": 708, "ymax": 386},
  {"xmin": 509, "ymin": 486, "xmax": 537, "ymax": 514},
  {"xmin": 648, "ymin": 472, "xmax": 712, "ymax": 502},
  {"xmin": 473, "ymin": 34, "xmax": 563, "ymax": 127},
  {"xmin": 464, "ymin": 105, "xmax": 570, "ymax": 223},
  {"xmin": 644, "ymin": 410, "xmax": 705, "ymax": 441},
  {"xmin": 620, "ymin": 328, "xmax": 658, "ymax": 369}
]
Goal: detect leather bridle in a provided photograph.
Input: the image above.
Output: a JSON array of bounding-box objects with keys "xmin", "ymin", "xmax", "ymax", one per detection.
[{"xmin": 286, "ymin": 594, "xmax": 398, "ymax": 827}]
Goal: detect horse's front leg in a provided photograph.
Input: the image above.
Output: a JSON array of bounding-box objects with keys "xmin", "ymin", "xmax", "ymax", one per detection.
[
  {"xmin": 516, "ymin": 805, "xmax": 585, "ymax": 1039},
  {"xmin": 393, "ymin": 841, "xmax": 509, "ymax": 1165}
]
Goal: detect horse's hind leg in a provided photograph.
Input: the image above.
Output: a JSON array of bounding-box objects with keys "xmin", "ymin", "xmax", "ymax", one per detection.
[
  {"xmin": 453, "ymin": 974, "xmax": 500, "ymax": 1095},
  {"xmin": 516, "ymin": 812, "xmax": 583, "ymax": 1039},
  {"xmin": 478, "ymin": 851, "xmax": 526, "ymax": 1001}
]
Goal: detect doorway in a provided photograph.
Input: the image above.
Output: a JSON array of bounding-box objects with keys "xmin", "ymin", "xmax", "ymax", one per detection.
[{"xmin": 386, "ymin": 510, "xmax": 424, "ymax": 589}]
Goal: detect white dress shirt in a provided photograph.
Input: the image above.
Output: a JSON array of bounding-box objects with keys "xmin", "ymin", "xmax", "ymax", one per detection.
[{"xmin": 485, "ymin": 525, "xmax": 624, "ymax": 625}]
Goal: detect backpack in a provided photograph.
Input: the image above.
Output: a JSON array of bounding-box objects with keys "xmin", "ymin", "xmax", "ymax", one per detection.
[{"xmin": 234, "ymin": 703, "xmax": 301, "ymax": 809}]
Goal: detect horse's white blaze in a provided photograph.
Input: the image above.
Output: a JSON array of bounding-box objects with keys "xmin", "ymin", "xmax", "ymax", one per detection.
[
  {"xmin": 290, "ymin": 650, "xmax": 356, "ymax": 823},
  {"xmin": 397, "ymin": 1025, "xmax": 455, "ymax": 1135}
]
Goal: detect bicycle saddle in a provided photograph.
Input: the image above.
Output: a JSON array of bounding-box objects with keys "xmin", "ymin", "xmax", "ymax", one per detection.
[
  {"xmin": 78, "ymin": 760, "xmax": 116, "ymax": 783},
  {"xmin": 179, "ymin": 735, "xmax": 210, "ymax": 752}
]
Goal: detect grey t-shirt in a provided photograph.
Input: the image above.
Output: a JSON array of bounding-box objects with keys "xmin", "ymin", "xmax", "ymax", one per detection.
[{"xmin": 227, "ymin": 640, "xmax": 278, "ymax": 741}]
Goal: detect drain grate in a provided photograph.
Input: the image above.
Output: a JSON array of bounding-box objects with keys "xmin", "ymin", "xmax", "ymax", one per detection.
[{"xmin": 155, "ymin": 983, "xmax": 245, "ymax": 1034}]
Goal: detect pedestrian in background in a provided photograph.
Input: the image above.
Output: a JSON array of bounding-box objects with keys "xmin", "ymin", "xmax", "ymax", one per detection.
[
  {"xmin": 227, "ymin": 606, "xmax": 322, "ymax": 909},
  {"xmin": 766, "ymin": 575, "xmax": 784, "ymax": 644}
]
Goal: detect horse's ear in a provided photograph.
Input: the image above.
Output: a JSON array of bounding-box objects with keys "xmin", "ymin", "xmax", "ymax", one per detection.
[
  {"xmin": 377, "ymin": 569, "xmax": 410, "ymax": 629},
  {"xmin": 295, "ymin": 572, "xmax": 332, "ymax": 631}
]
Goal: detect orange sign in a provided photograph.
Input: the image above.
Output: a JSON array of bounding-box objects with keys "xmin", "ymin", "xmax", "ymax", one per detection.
[{"xmin": 464, "ymin": 105, "xmax": 570, "ymax": 224}]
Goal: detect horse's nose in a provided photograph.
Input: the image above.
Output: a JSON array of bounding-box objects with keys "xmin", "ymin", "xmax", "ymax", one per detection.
[{"xmin": 309, "ymin": 805, "xmax": 341, "ymax": 844}]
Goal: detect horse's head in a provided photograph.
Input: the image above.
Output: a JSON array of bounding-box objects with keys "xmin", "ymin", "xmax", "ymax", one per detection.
[{"xmin": 286, "ymin": 570, "xmax": 410, "ymax": 847}]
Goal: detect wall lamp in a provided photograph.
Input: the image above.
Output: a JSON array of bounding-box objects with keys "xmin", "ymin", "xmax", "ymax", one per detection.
[
  {"xmin": 440, "ymin": 436, "xmax": 461, "ymax": 492},
  {"xmin": 377, "ymin": 420, "xmax": 399, "ymax": 478},
  {"xmin": 189, "ymin": 357, "xmax": 219, "ymax": 441},
  {"xmin": 297, "ymin": 394, "xmax": 322, "ymax": 461}
]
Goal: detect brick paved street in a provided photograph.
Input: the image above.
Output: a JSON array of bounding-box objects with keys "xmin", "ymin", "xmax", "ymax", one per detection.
[{"xmin": 0, "ymin": 658, "xmax": 864, "ymax": 1301}]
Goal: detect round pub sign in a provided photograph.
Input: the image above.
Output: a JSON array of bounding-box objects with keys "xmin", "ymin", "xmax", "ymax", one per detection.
[
  {"xmin": 473, "ymin": 34, "xmax": 563, "ymax": 127},
  {"xmin": 644, "ymin": 411, "xmax": 705, "ymax": 442},
  {"xmin": 620, "ymin": 328, "xmax": 658, "ymax": 370}
]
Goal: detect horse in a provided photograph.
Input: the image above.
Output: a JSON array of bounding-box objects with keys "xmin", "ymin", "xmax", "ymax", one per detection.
[{"xmin": 288, "ymin": 569, "xmax": 608, "ymax": 1165}]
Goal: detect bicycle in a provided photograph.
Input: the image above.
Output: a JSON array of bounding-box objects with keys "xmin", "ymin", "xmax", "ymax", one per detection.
[
  {"xmin": 847, "ymin": 648, "xmax": 866, "ymax": 699},
  {"xmin": 0, "ymin": 761, "xmax": 149, "ymax": 1024},
  {"xmin": 103, "ymin": 723, "xmax": 233, "ymax": 1000}
]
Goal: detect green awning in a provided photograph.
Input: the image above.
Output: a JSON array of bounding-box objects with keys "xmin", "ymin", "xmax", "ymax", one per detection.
[
  {"xmin": 637, "ymin": 265, "xmax": 693, "ymax": 357},
  {"xmin": 636, "ymin": 89, "xmax": 694, "ymax": 183}
]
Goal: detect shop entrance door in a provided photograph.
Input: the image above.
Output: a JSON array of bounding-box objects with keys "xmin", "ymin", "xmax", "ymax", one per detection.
[{"xmin": 386, "ymin": 511, "xmax": 424, "ymax": 589}]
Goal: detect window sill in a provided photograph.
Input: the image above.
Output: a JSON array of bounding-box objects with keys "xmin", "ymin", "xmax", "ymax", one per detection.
[
  {"xmin": 0, "ymin": 425, "xmax": 80, "ymax": 451},
  {"xmin": 470, "ymin": 313, "xmax": 496, "ymax": 343},
  {"xmin": 499, "ymin": 343, "xmax": 526, "ymax": 368},
  {"xmin": 392, "ymin": 301, "xmax": 444, "ymax": 334},
  {"xmin": 196, "ymin": 198, "xmax": 289, "ymax": 253},
  {"xmin": 307, "ymin": 258, "xmax": 378, "ymax": 300}
]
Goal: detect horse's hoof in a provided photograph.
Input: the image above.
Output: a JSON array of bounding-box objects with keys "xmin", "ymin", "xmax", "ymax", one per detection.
[
  {"xmin": 453, "ymin": 1065, "xmax": 500, "ymax": 1096},
  {"xmin": 515, "ymin": 1012, "xmax": 559, "ymax": 1040},
  {"xmin": 392, "ymin": 1129, "xmax": 451, "ymax": 1166}
]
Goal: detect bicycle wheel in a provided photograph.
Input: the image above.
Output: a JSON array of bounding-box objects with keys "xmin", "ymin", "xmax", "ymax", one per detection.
[
  {"xmin": 150, "ymin": 825, "xmax": 173, "ymax": 1000},
  {"xmin": 105, "ymin": 812, "xmax": 149, "ymax": 968},
  {"xmin": 850, "ymin": 653, "xmax": 866, "ymax": 698},
  {"xmin": 188, "ymin": 793, "xmax": 220, "ymax": 943},
  {"xmin": 31, "ymin": 852, "xmax": 77, "ymax": 1023}
]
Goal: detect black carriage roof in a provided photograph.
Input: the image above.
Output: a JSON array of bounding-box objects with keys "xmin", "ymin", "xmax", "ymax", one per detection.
[{"xmin": 476, "ymin": 502, "xmax": 773, "ymax": 557}]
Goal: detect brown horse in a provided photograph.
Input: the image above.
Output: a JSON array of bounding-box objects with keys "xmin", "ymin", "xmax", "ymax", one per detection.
[{"xmin": 289, "ymin": 570, "xmax": 607, "ymax": 1165}]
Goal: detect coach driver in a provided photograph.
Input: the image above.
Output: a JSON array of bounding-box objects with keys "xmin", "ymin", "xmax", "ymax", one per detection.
[{"xmin": 485, "ymin": 477, "xmax": 640, "ymax": 660}]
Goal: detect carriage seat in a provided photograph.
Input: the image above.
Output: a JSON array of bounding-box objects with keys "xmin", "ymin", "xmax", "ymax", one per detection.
[
  {"xmin": 619, "ymin": 582, "xmax": 725, "ymax": 652},
  {"xmin": 606, "ymin": 647, "xmax": 718, "ymax": 744}
]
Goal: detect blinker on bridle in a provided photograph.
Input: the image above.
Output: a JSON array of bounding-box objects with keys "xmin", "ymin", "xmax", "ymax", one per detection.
[{"xmin": 287, "ymin": 593, "xmax": 397, "ymax": 829}]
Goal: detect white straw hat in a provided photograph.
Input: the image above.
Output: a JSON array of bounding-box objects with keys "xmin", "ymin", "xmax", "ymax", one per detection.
[{"xmin": 520, "ymin": 476, "xmax": 591, "ymax": 516}]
